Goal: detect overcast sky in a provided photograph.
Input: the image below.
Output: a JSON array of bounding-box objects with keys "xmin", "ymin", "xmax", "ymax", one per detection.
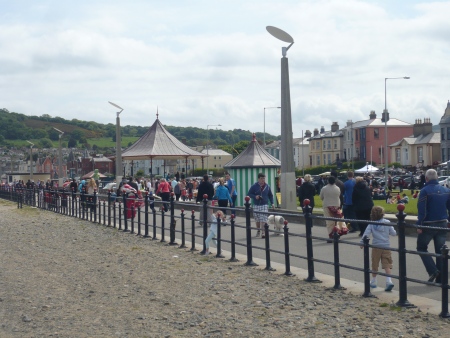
[{"xmin": 1, "ymin": 0, "xmax": 449, "ymax": 138}]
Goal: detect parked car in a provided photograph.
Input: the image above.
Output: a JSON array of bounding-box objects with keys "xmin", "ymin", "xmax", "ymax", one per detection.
[{"xmin": 438, "ymin": 176, "xmax": 449, "ymax": 187}]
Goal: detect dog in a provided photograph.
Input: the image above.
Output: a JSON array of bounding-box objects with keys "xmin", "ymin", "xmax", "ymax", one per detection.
[{"xmin": 267, "ymin": 215, "xmax": 285, "ymax": 236}]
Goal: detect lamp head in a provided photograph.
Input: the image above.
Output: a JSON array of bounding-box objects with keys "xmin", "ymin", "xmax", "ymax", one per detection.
[{"xmin": 403, "ymin": 76, "xmax": 410, "ymax": 79}]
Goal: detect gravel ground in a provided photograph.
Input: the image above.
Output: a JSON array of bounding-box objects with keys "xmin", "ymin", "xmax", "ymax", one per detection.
[{"xmin": 1, "ymin": 199, "xmax": 449, "ymax": 337}]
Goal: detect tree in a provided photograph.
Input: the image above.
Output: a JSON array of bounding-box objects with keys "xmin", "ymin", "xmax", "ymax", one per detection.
[
  {"xmin": 39, "ymin": 138, "xmax": 53, "ymax": 148},
  {"xmin": 68, "ymin": 138, "xmax": 77, "ymax": 148}
]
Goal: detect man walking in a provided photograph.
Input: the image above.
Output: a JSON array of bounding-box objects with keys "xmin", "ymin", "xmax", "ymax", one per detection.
[
  {"xmin": 247, "ymin": 173, "xmax": 274, "ymax": 238},
  {"xmin": 416, "ymin": 169, "xmax": 450, "ymax": 283},
  {"xmin": 225, "ymin": 172, "xmax": 237, "ymax": 219},
  {"xmin": 343, "ymin": 171, "xmax": 357, "ymax": 233}
]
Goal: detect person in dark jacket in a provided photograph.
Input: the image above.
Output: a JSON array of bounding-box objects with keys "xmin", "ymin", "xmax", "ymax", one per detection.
[
  {"xmin": 196, "ymin": 174, "xmax": 215, "ymax": 223},
  {"xmin": 298, "ymin": 174, "xmax": 316, "ymax": 213},
  {"xmin": 352, "ymin": 176, "xmax": 374, "ymax": 236}
]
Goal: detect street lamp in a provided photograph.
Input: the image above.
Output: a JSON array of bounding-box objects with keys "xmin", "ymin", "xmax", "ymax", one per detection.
[
  {"xmin": 206, "ymin": 124, "xmax": 221, "ymax": 175},
  {"xmin": 53, "ymin": 127, "xmax": 64, "ymax": 186},
  {"xmin": 26, "ymin": 141, "xmax": 34, "ymax": 180},
  {"xmin": 383, "ymin": 76, "xmax": 410, "ymax": 184},
  {"xmin": 109, "ymin": 101, "xmax": 124, "ymax": 183},
  {"xmin": 266, "ymin": 25, "xmax": 296, "ymax": 210},
  {"xmin": 263, "ymin": 106, "xmax": 281, "ymax": 146}
]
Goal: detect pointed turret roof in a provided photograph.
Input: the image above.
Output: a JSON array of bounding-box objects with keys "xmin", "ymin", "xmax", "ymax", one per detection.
[
  {"xmin": 224, "ymin": 134, "xmax": 281, "ymax": 168},
  {"xmin": 121, "ymin": 117, "xmax": 206, "ymax": 160}
]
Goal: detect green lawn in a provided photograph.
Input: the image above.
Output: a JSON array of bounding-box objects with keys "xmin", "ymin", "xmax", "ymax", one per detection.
[{"xmin": 306, "ymin": 191, "xmax": 418, "ymax": 216}]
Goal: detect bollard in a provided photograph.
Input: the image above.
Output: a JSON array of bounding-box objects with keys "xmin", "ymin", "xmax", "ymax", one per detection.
[
  {"xmin": 440, "ymin": 245, "xmax": 450, "ymax": 318},
  {"xmin": 395, "ymin": 204, "xmax": 414, "ymax": 308},
  {"xmin": 229, "ymin": 214, "xmax": 239, "ymax": 262},
  {"xmin": 244, "ymin": 196, "xmax": 257, "ymax": 266},
  {"xmin": 264, "ymin": 223, "xmax": 275, "ymax": 271},
  {"xmin": 179, "ymin": 209, "xmax": 187, "ymax": 248},
  {"xmin": 190, "ymin": 210, "xmax": 197, "ymax": 251},
  {"xmin": 200, "ymin": 194, "xmax": 209, "ymax": 255},
  {"xmin": 283, "ymin": 221, "xmax": 294, "ymax": 276},
  {"xmin": 303, "ymin": 200, "xmax": 321, "ymax": 283},
  {"xmin": 332, "ymin": 227, "xmax": 344, "ymax": 290},
  {"xmin": 362, "ymin": 235, "xmax": 375, "ymax": 298},
  {"xmin": 215, "ymin": 217, "xmax": 224, "ymax": 258},
  {"xmin": 169, "ymin": 193, "xmax": 177, "ymax": 245}
]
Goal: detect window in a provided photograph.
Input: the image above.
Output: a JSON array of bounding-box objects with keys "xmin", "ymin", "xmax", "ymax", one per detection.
[
  {"xmin": 417, "ymin": 147, "xmax": 423, "ymax": 163},
  {"xmin": 328, "ymin": 154, "xmax": 331, "ymax": 164},
  {"xmin": 323, "ymin": 154, "xmax": 326, "ymax": 164},
  {"xmin": 443, "ymin": 149, "xmax": 446, "ymax": 163},
  {"xmin": 316, "ymin": 155, "xmax": 320, "ymax": 166},
  {"xmin": 360, "ymin": 145, "xmax": 366, "ymax": 160},
  {"xmin": 327, "ymin": 140, "xmax": 331, "ymax": 150},
  {"xmin": 374, "ymin": 128, "xmax": 379, "ymax": 139},
  {"xmin": 323, "ymin": 141, "xmax": 326, "ymax": 150},
  {"xmin": 360, "ymin": 128, "xmax": 366, "ymax": 141},
  {"xmin": 347, "ymin": 131, "xmax": 350, "ymax": 141},
  {"xmin": 219, "ymin": 156, "xmax": 221, "ymax": 159},
  {"xmin": 396, "ymin": 149, "xmax": 401, "ymax": 162},
  {"xmin": 447, "ymin": 128, "xmax": 450, "ymax": 140},
  {"xmin": 447, "ymin": 148, "xmax": 450, "ymax": 163},
  {"xmin": 404, "ymin": 148, "xmax": 408, "ymax": 162},
  {"xmin": 334, "ymin": 139, "xmax": 337, "ymax": 149},
  {"xmin": 442, "ymin": 128, "xmax": 445, "ymax": 141},
  {"xmin": 355, "ymin": 130, "xmax": 358, "ymax": 141},
  {"xmin": 312, "ymin": 142, "xmax": 314, "ymax": 150},
  {"xmin": 316, "ymin": 141, "xmax": 320, "ymax": 149}
]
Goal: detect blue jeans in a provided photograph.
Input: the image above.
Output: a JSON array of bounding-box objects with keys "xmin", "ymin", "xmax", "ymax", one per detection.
[
  {"xmin": 416, "ymin": 221, "xmax": 447, "ymax": 276},
  {"xmin": 230, "ymin": 195, "xmax": 237, "ymax": 217}
]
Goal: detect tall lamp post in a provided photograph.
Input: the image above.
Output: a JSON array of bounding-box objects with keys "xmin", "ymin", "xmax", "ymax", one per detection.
[
  {"xmin": 53, "ymin": 127, "xmax": 64, "ymax": 186},
  {"xmin": 263, "ymin": 106, "xmax": 281, "ymax": 146},
  {"xmin": 109, "ymin": 101, "xmax": 124, "ymax": 183},
  {"xmin": 267, "ymin": 25, "xmax": 296, "ymax": 210},
  {"xmin": 383, "ymin": 76, "xmax": 410, "ymax": 184},
  {"xmin": 26, "ymin": 141, "xmax": 34, "ymax": 180},
  {"xmin": 206, "ymin": 124, "xmax": 221, "ymax": 175}
]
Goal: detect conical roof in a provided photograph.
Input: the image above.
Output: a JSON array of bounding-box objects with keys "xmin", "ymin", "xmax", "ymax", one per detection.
[
  {"xmin": 224, "ymin": 134, "xmax": 281, "ymax": 168},
  {"xmin": 121, "ymin": 118, "xmax": 206, "ymax": 160}
]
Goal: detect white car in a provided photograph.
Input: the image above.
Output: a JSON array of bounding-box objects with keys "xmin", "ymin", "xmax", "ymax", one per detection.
[{"xmin": 102, "ymin": 182, "xmax": 117, "ymax": 191}]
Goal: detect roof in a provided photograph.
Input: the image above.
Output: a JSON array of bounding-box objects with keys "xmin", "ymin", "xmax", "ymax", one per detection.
[
  {"xmin": 391, "ymin": 132, "xmax": 440, "ymax": 146},
  {"xmin": 308, "ymin": 129, "xmax": 343, "ymax": 140},
  {"xmin": 92, "ymin": 157, "xmax": 112, "ymax": 163},
  {"xmin": 121, "ymin": 118, "xmax": 206, "ymax": 160},
  {"xmin": 201, "ymin": 149, "xmax": 232, "ymax": 156},
  {"xmin": 224, "ymin": 134, "xmax": 281, "ymax": 169}
]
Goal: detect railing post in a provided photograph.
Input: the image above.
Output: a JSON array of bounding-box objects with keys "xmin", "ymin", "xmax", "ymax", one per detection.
[
  {"xmin": 123, "ymin": 193, "xmax": 129, "ymax": 232},
  {"xmin": 362, "ymin": 235, "xmax": 375, "ymax": 298},
  {"xmin": 215, "ymin": 217, "xmax": 224, "ymax": 258},
  {"xmin": 200, "ymin": 194, "xmax": 208, "ymax": 255},
  {"xmin": 160, "ymin": 207, "xmax": 166, "ymax": 243},
  {"xmin": 118, "ymin": 200, "xmax": 122, "ymax": 230},
  {"xmin": 303, "ymin": 200, "xmax": 321, "ymax": 283},
  {"xmin": 113, "ymin": 201, "xmax": 117, "ymax": 228},
  {"xmin": 179, "ymin": 209, "xmax": 187, "ymax": 248},
  {"xmin": 190, "ymin": 210, "xmax": 197, "ymax": 251},
  {"xmin": 264, "ymin": 222, "xmax": 274, "ymax": 271},
  {"xmin": 440, "ymin": 245, "xmax": 450, "ymax": 318},
  {"xmin": 244, "ymin": 196, "xmax": 257, "ymax": 266},
  {"xmin": 283, "ymin": 221, "xmax": 294, "ymax": 276},
  {"xmin": 395, "ymin": 204, "xmax": 414, "ymax": 308},
  {"xmin": 143, "ymin": 192, "xmax": 150, "ymax": 238},
  {"xmin": 229, "ymin": 214, "xmax": 238, "ymax": 262},
  {"xmin": 169, "ymin": 193, "xmax": 177, "ymax": 245},
  {"xmin": 332, "ymin": 226, "xmax": 344, "ymax": 289},
  {"xmin": 152, "ymin": 207, "xmax": 158, "ymax": 241},
  {"xmin": 136, "ymin": 204, "xmax": 141, "ymax": 235},
  {"xmin": 71, "ymin": 189, "xmax": 75, "ymax": 216}
]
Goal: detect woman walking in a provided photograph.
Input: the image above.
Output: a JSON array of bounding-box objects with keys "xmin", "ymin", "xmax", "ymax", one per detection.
[
  {"xmin": 320, "ymin": 176, "xmax": 347, "ymax": 241},
  {"xmin": 298, "ymin": 174, "xmax": 316, "ymax": 213}
]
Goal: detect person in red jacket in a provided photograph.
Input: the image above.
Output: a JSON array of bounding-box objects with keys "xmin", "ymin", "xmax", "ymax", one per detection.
[{"xmin": 156, "ymin": 178, "xmax": 171, "ymax": 212}]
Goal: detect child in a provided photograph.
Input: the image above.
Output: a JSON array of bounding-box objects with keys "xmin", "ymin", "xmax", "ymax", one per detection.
[
  {"xmin": 399, "ymin": 193, "xmax": 409, "ymax": 204},
  {"xmin": 360, "ymin": 206, "xmax": 397, "ymax": 291},
  {"xmin": 204, "ymin": 210, "xmax": 224, "ymax": 255}
]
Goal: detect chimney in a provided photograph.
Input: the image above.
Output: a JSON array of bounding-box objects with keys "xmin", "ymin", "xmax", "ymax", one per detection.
[
  {"xmin": 413, "ymin": 119, "xmax": 422, "ymax": 137},
  {"xmin": 346, "ymin": 120, "xmax": 353, "ymax": 127},
  {"xmin": 313, "ymin": 128, "xmax": 319, "ymax": 136},
  {"xmin": 305, "ymin": 130, "xmax": 312, "ymax": 138},
  {"xmin": 369, "ymin": 110, "xmax": 377, "ymax": 119},
  {"xmin": 423, "ymin": 117, "xmax": 432, "ymax": 135},
  {"xmin": 331, "ymin": 122, "xmax": 339, "ymax": 132},
  {"xmin": 181, "ymin": 137, "xmax": 187, "ymax": 145},
  {"xmin": 320, "ymin": 126, "xmax": 325, "ymax": 133}
]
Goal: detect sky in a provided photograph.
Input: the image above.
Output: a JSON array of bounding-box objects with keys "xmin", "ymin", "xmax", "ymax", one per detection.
[{"xmin": 1, "ymin": 0, "xmax": 450, "ymax": 138}]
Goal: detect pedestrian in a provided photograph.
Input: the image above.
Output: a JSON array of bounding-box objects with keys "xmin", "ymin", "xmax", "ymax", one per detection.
[
  {"xmin": 330, "ymin": 170, "xmax": 345, "ymax": 208},
  {"xmin": 225, "ymin": 172, "xmax": 237, "ymax": 219},
  {"xmin": 298, "ymin": 174, "xmax": 315, "ymax": 213},
  {"xmin": 343, "ymin": 171, "xmax": 357, "ymax": 233},
  {"xmin": 352, "ymin": 176, "xmax": 374, "ymax": 236},
  {"xmin": 416, "ymin": 169, "xmax": 450, "ymax": 283},
  {"xmin": 156, "ymin": 178, "xmax": 171, "ymax": 212},
  {"xmin": 213, "ymin": 178, "xmax": 232, "ymax": 224},
  {"xmin": 196, "ymin": 174, "xmax": 215, "ymax": 224},
  {"xmin": 398, "ymin": 176, "xmax": 404, "ymax": 193},
  {"xmin": 360, "ymin": 206, "xmax": 397, "ymax": 291},
  {"xmin": 247, "ymin": 173, "xmax": 274, "ymax": 238},
  {"xmin": 320, "ymin": 176, "xmax": 348, "ymax": 241},
  {"xmin": 204, "ymin": 210, "xmax": 224, "ymax": 255},
  {"xmin": 174, "ymin": 180, "xmax": 181, "ymax": 201}
]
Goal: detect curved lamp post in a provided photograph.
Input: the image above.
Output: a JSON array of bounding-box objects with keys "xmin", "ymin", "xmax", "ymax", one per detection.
[
  {"xmin": 109, "ymin": 101, "xmax": 124, "ymax": 182},
  {"xmin": 266, "ymin": 26, "xmax": 296, "ymax": 210},
  {"xmin": 383, "ymin": 77, "xmax": 410, "ymax": 184},
  {"xmin": 53, "ymin": 127, "xmax": 64, "ymax": 186},
  {"xmin": 26, "ymin": 141, "xmax": 34, "ymax": 180}
]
